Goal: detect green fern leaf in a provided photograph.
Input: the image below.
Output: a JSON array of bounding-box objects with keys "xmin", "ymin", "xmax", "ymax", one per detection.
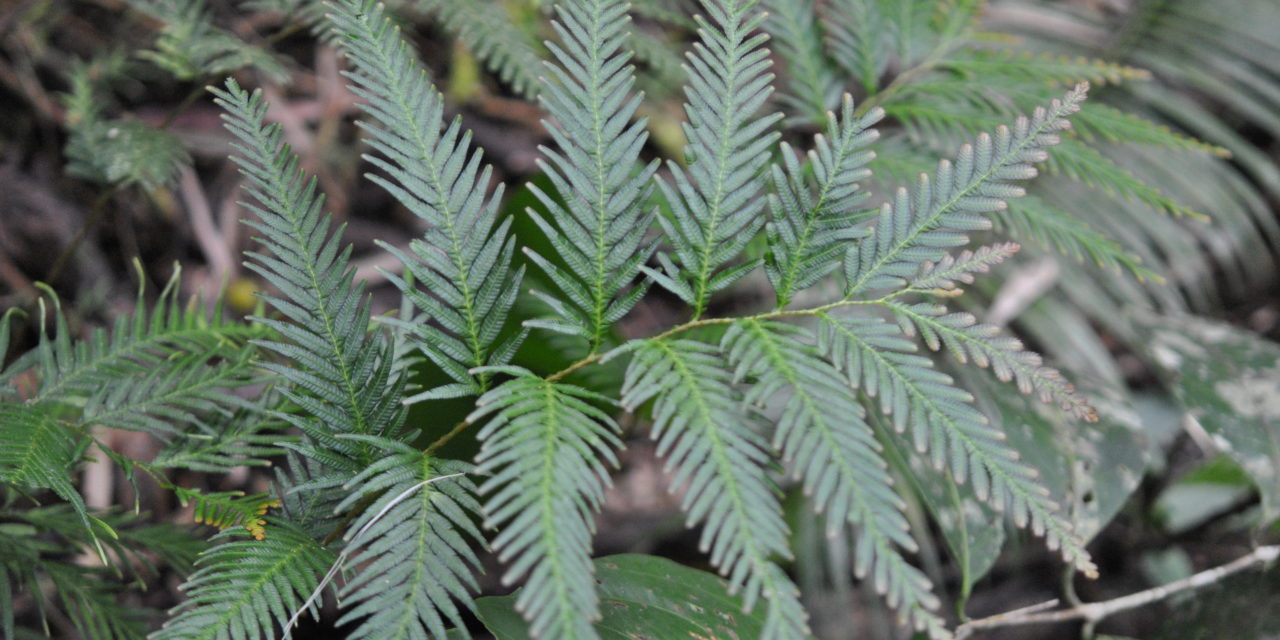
[
  {"xmin": 155, "ymin": 519, "xmax": 334, "ymax": 640},
  {"xmin": 469, "ymin": 369, "xmax": 623, "ymax": 639},
  {"xmin": 939, "ymin": 50, "xmax": 1151, "ymax": 87},
  {"xmin": 646, "ymin": 0, "xmax": 783, "ymax": 318},
  {"xmin": 524, "ymin": 0, "xmax": 659, "ymax": 352},
  {"xmin": 418, "ymin": 0, "xmax": 546, "ymax": 97},
  {"xmin": 620, "ymin": 339, "xmax": 808, "ymax": 640},
  {"xmin": 328, "ymin": 0, "xmax": 526, "ymax": 399},
  {"xmin": 211, "ymin": 78, "xmax": 405, "ymax": 472},
  {"xmin": 722, "ymin": 319, "xmax": 947, "ymax": 637},
  {"xmin": 906, "ymin": 242, "xmax": 1022, "ymax": 294},
  {"xmin": 763, "ymin": 0, "xmax": 841, "ymax": 123},
  {"xmin": 823, "ymin": 0, "xmax": 889, "ymax": 94},
  {"xmin": 817, "ymin": 312, "xmax": 1097, "ymax": 578},
  {"xmin": 0, "ymin": 404, "xmax": 93, "ymax": 537},
  {"xmin": 766, "ymin": 95, "xmax": 882, "ymax": 307},
  {"xmin": 845, "ymin": 84, "xmax": 1088, "ymax": 297},
  {"xmin": 334, "ymin": 442, "xmax": 483, "ymax": 640},
  {"xmin": 997, "ymin": 196, "xmax": 1155, "ymax": 280}
]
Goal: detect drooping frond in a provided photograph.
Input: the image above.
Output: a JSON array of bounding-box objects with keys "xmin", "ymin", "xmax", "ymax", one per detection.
[
  {"xmin": 171, "ymin": 487, "xmax": 281, "ymax": 541},
  {"xmin": 845, "ymin": 84, "xmax": 1088, "ymax": 297},
  {"xmin": 763, "ymin": 0, "xmax": 841, "ymax": 123},
  {"xmin": 469, "ymin": 369, "xmax": 623, "ymax": 639},
  {"xmin": 0, "ymin": 404, "xmax": 92, "ymax": 535},
  {"xmin": 817, "ymin": 313, "xmax": 1097, "ymax": 577},
  {"xmin": 418, "ymin": 0, "xmax": 546, "ymax": 97},
  {"xmin": 766, "ymin": 95, "xmax": 882, "ymax": 307},
  {"xmin": 885, "ymin": 301, "xmax": 1097, "ymax": 422},
  {"xmin": 646, "ymin": 0, "xmax": 783, "ymax": 318},
  {"xmin": 997, "ymin": 196, "xmax": 1154, "ymax": 280},
  {"xmin": 620, "ymin": 340, "xmax": 808, "ymax": 640},
  {"xmin": 1072, "ymin": 102, "xmax": 1229, "ymax": 156},
  {"xmin": 938, "ymin": 50, "xmax": 1151, "ymax": 87},
  {"xmin": 1047, "ymin": 138, "xmax": 1203, "ymax": 219},
  {"xmin": 328, "ymin": 0, "xmax": 526, "ymax": 401},
  {"xmin": 334, "ymin": 442, "xmax": 484, "ymax": 640},
  {"xmin": 154, "ymin": 519, "xmax": 335, "ymax": 640},
  {"xmin": 149, "ymin": 399, "xmax": 287, "ymax": 473},
  {"xmin": 125, "ymin": 0, "xmax": 285, "ymax": 80},
  {"xmin": 523, "ymin": 0, "xmax": 659, "ymax": 352},
  {"xmin": 722, "ymin": 319, "xmax": 947, "ymax": 638},
  {"xmin": 212, "ymin": 79, "xmax": 405, "ymax": 473}
]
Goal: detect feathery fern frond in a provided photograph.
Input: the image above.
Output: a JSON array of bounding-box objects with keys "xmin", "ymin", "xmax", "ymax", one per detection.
[
  {"xmin": 212, "ymin": 78, "xmax": 405, "ymax": 473},
  {"xmin": 646, "ymin": 0, "xmax": 783, "ymax": 318},
  {"xmin": 817, "ymin": 312, "xmax": 1096, "ymax": 577},
  {"xmin": 329, "ymin": 0, "xmax": 526, "ymax": 400},
  {"xmin": 763, "ymin": 0, "xmax": 841, "ymax": 123},
  {"xmin": 0, "ymin": 404, "xmax": 93, "ymax": 536},
  {"xmin": 523, "ymin": 0, "xmax": 659, "ymax": 352},
  {"xmin": 823, "ymin": 0, "xmax": 889, "ymax": 94},
  {"xmin": 620, "ymin": 339, "xmax": 808, "ymax": 640},
  {"xmin": 906, "ymin": 242, "xmax": 1022, "ymax": 294},
  {"xmin": 722, "ymin": 319, "xmax": 947, "ymax": 637},
  {"xmin": 1072, "ymin": 102, "xmax": 1229, "ymax": 156},
  {"xmin": 126, "ymin": 0, "xmax": 285, "ymax": 80},
  {"xmin": 845, "ymin": 84, "xmax": 1088, "ymax": 297},
  {"xmin": 334, "ymin": 442, "xmax": 483, "ymax": 640},
  {"xmin": 149, "ymin": 400, "xmax": 287, "ymax": 473},
  {"xmin": 154, "ymin": 519, "xmax": 334, "ymax": 640},
  {"xmin": 766, "ymin": 95, "xmax": 882, "ymax": 307},
  {"xmin": 417, "ymin": 0, "xmax": 546, "ymax": 97},
  {"xmin": 469, "ymin": 369, "xmax": 622, "ymax": 639},
  {"xmin": 885, "ymin": 301, "xmax": 1097, "ymax": 422},
  {"xmin": 939, "ymin": 50, "xmax": 1151, "ymax": 87},
  {"xmin": 172, "ymin": 487, "xmax": 281, "ymax": 541},
  {"xmin": 997, "ymin": 196, "xmax": 1153, "ymax": 280}
]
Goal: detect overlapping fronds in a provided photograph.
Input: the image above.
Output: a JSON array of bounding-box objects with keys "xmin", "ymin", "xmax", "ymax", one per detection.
[
  {"xmin": 906, "ymin": 242, "xmax": 1021, "ymax": 294},
  {"xmin": 469, "ymin": 369, "xmax": 622, "ymax": 639},
  {"xmin": 0, "ymin": 404, "xmax": 91, "ymax": 535},
  {"xmin": 723, "ymin": 320, "xmax": 947, "ymax": 637},
  {"xmin": 939, "ymin": 50, "xmax": 1150, "ymax": 87},
  {"xmin": 645, "ymin": 0, "xmax": 783, "ymax": 318},
  {"xmin": 817, "ymin": 312, "xmax": 1096, "ymax": 577},
  {"xmin": 524, "ymin": 0, "xmax": 659, "ymax": 351},
  {"xmin": 763, "ymin": 0, "xmax": 840, "ymax": 123},
  {"xmin": 125, "ymin": 0, "xmax": 285, "ymax": 80},
  {"xmin": 154, "ymin": 519, "xmax": 334, "ymax": 640},
  {"xmin": 418, "ymin": 0, "xmax": 546, "ymax": 97},
  {"xmin": 171, "ymin": 487, "xmax": 281, "ymax": 541},
  {"xmin": 620, "ymin": 339, "xmax": 808, "ymax": 639},
  {"xmin": 329, "ymin": 0, "xmax": 525, "ymax": 401},
  {"xmin": 334, "ymin": 442, "xmax": 484, "ymax": 640},
  {"xmin": 766, "ymin": 95, "xmax": 881, "ymax": 307},
  {"xmin": 823, "ymin": 0, "xmax": 889, "ymax": 93},
  {"xmin": 845, "ymin": 84, "xmax": 1088, "ymax": 296},
  {"xmin": 149, "ymin": 401, "xmax": 287, "ymax": 473},
  {"xmin": 997, "ymin": 196, "xmax": 1152, "ymax": 279},
  {"xmin": 212, "ymin": 78, "xmax": 405, "ymax": 473}
]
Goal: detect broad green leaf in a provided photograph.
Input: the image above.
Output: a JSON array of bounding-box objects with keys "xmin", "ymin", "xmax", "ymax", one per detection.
[
  {"xmin": 474, "ymin": 554, "xmax": 768, "ymax": 640},
  {"xmin": 1134, "ymin": 314, "xmax": 1280, "ymax": 523}
]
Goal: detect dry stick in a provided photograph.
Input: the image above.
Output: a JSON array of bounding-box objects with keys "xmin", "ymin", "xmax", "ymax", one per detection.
[{"xmin": 954, "ymin": 545, "xmax": 1280, "ymax": 639}]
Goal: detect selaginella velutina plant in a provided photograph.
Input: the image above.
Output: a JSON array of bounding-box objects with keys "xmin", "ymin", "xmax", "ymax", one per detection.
[{"xmin": 1, "ymin": 0, "xmax": 1122, "ymax": 638}]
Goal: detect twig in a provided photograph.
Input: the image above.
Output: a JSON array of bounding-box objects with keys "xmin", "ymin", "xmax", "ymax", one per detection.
[{"xmin": 954, "ymin": 545, "xmax": 1280, "ymax": 639}]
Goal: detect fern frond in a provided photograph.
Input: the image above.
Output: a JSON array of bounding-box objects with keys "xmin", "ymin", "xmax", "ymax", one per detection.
[
  {"xmin": 722, "ymin": 319, "xmax": 947, "ymax": 637},
  {"xmin": 906, "ymin": 242, "xmax": 1022, "ymax": 295},
  {"xmin": 334, "ymin": 442, "xmax": 483, "ymax": 640},
  {"xmin": 817, "ymin": 313, "xmax": 1096, "ymax": 578},
  {"xmin": 126, "ymin": 0, "xmax": 285, "ymax": 81},
  {"xmin": 211, "ymin": 78, "xmax": 405, "ymax": 472},
  {"xmin": 329, "ymin": 0, "xmax": 526, "ymax": 399},
  {"xmin": 469, "ymin": 369, "xmax": 622, "ymax": 639},
  {"xmin": 523, "ymin": 0, "xmax": 659, "ymax": 352},
  {"xmin": 0, "ymin": 404, "xmax": 93, "ymax": 537},
  {"xmin": 646, "ymin": 0, "xmax": 783, "ymax": 318},
  {"xmin": 45, "ymin": 564, "xmax": 148, "ymax": 640},
  {"xmin": 763, "ymin": 0, "xmax": 841, "ymax": 123},
  {"xmin": 766, "ymin": 95, "xmax": 882, "ymax": 307},
  {"xmin": 418, "ymin": 0, "xmax": 545, "ymax": 97},
  {"xmin": 845, "ymin": 84, "xmax": 1088, "ymax": 297},
  {"xmin": 172, "ymin": 487, "xmax": 282, "ymax": 541},
  {"xmin": 940, "ymin": 50, "xmax": 1151, "ymax": 87},
  {"xmin": 155, "ymin": 519, "xmax": 335, "ymax": 640},
  {"xmin": 997, "ymin": 196, "xmax": 1154, "ymax": 280},
  {"xmin": 620, "ymin": 340, "xmax": 808, "ymax": 640},
  {"xmin": 1048, "ymin": 138, "xmax": 1204, "ymax": 219},
  {"xmin": 149, "ymin": 400, "xmax": 287, "ymax": 473},
  {"xmin": 823, "ymin": 0, "xmax": 889, "ymax": 94},
  {"xmin": 885, "ymin": 301, "xmax": 1097, "ymax": 422},
  {"xmin": 1073, "ymin": 102, "xmax": 1229, "ymax": 156}
]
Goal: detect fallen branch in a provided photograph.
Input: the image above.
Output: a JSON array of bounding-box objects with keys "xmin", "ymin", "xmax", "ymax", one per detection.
[{"xmin": 955, "ymin": 545, "xmax": 1280, "ymax": 639}]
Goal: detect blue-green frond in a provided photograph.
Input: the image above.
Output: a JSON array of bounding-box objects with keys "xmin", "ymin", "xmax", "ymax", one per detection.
[
  {"xmin": 647, "ymin": 0, "xmax": 784, "ymax": 318},
  {"xmin": 906, "ymin": 242, "xmax": 1022, "ymax": 294},
  {"xmin": 470, "ymin": 370, "xmax": 623, "ymax": 639},
  {"xmin": 997, "ymin": 196, "xmax": 1155, "ymax": 280},
  {"xmin": 418, "ymin": 0, "xmax": 546, "ymax": 97},
  {"xmin": 722, "ymin": 319, "xmax": 948, "ymax": 638},
  {"xmin": 334, "ymin": 441, "xmax": 484, "ymax": 640},
  {"xmin": 817, "ymin": 312, "xmax": 1097, "ymax": 579},
  {"xmin": 763, "ymin": 0, "xmax": 841, "ymax": 124},
  {"xmin": 525, "ymin": 0, "xmax": 660, "ymax": 352},
  {"xmin": 621, "ymin": 339, "xmax": 809, "ymax": 640},
  {"xmin": 766, "ymin": 95, "xmax": 883, "ymax": 307},
  {"xmin": 845, "ymin": 84, "xmax": 1088, "ymax": 296},
  {"xmin": 154, "ymin": 519, "xmax": 335, "ymax": 640},
  {"xmin": 328, "ymin": 0, "xmax": 526, "ymax": 397},
  {"xmin": 211, "ymin": 77, "xmax": 406, "ymax": 472}
]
